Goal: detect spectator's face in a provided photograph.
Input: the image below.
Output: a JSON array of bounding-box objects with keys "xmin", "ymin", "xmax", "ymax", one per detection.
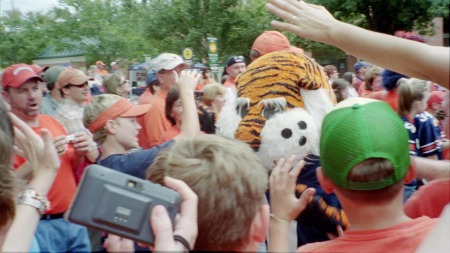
[
  {"xmin": 117, "ymin": 78, "xmax": 131, "ymax": 97},
  {"xmin": 372, "ymin": 76, "xmax": 384, "ymax": 92},
  {"xmin": 3, "ymin": 80, "xmax": 42, "ymax": 120},
  {"xmin": 62, "ymin": 82, "xmax": 90, "ymax": 104},
  {"xmin": 171, "ymin": 98, "xmax": 183, "ymax": 124},
  {"xmin": 226, "ymin": 62, "xmax": 246, "ymax": 79},
  {"xmin": 158, "ymin": 64, "xmax": 188, "ymax": 90},
  {"xmin": 214, "ymin": 94, "xmax": 226, "ymax": 113},
  {"xmin": 114, "ymin": 117, "xmax": 142, "ymax": 149},
  {"xmin": 330, "ymin": 70, "xmax": 339, "ymax": 81}
]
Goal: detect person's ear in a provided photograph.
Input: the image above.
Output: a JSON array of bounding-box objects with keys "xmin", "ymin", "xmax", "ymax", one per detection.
[
  {"xmin": 61, "ymin": 87, "xmax": 70, "ymax": 96},
  {"xmin": 249, "ymin": 204, "xmax": 269, "ymax": 244},
  {"xmin": 2, "ymin": 91, "xmax": 11, "ymax": 105},
  {"xmin": 316, "ymin": 167, "xmax": 334, "ymax": 194},
  {"xmin": 404, "ymin": 157, "xmax": 417, "ymax": 184},
  {"xmin": 105, "ymin": 119, "xmax": 117, "ymax": 134}
]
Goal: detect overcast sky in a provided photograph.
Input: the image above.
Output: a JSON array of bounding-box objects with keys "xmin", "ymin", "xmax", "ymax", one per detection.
[{"xmin": 0, "ymin": 0, "xmax": 59, "ymax": 14}]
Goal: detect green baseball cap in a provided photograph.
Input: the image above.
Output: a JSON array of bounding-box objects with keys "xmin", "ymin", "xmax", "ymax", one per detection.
[{"xmin": 320, "ymin": 97, "xmax": 410, "ymax": 190}]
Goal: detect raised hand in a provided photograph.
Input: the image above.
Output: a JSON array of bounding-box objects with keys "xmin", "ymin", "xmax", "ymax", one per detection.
[{"xmin": 266, "ymin": 0, "xmax": 337, "ymax": 44}]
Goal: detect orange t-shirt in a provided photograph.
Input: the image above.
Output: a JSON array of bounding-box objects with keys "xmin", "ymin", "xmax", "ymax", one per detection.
[
  {"xmin": 138, "ymin": 88, "xmax": 154, "ymax": 105},
  {"xmin": 14, "ymin": 114, "xmax": 77, "ymax": 214},
  {"xmin": 384, "ymin": 89, "xmax": 399, "ymax": 112},
  {"xmin": 297, "ymin": 216, "xmax": 437, "ymax": 253},
  {"xmin": 223, "ymin": 77, "xmax": 236, "ymax": 89},
  {"xmin": 137, "ymin": 90, "xmax": 171, "ymax": 149},
  {"xmin": 159, "ymin": 125, "xmax": 180, "ymax": 144},
  {"xmin": 404, "ymin": 179, "xmax": 450, "ymax": 218}
]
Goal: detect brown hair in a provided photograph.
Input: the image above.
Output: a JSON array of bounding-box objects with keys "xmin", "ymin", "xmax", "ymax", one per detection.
[
  {"xmin": 147, "ymin": 135, "xmax": 268, "ymax": 251},
  {"xmin": 0, "ymin": 99, "xmax": 18, "ymax": 229},
  {"xmin": 323, "ymin": 65, "xmax": 337, "ymax": 78},
  {"xmin": 364, "ymin": 66, "xmax": 383, "ymax": 91},
  {"xmin": 165, "ymin": 87, "xmax": 180, "ymax": 126},
  {"xmin": 335, "ymin": 158, "xmax": 403, "ymax": 204},
  {"xmin": 331, "ymin": 78, "xmax": 350, "ymax": 103}
]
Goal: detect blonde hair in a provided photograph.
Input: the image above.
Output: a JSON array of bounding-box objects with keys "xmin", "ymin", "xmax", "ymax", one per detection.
[
  {"xmin": 83, "ymin": 94, "xmax": 122, "ymax": 144},
  {"xmin": 397, "ymin": 78, "xmax": 430, "ymax": 117},
  {"xmin": 201, "ymin": 83, "xmax": 225, "ymax": 105},
  {"xmin": 103, "ymin": 73, "xmax": 123, "ymax": 95},
  {"xmin": 147, "ymin": 135, "xmax": 268, "ymax": 251}
]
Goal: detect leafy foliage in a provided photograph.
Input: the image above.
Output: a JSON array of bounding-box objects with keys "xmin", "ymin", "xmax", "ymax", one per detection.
[
  {"xmin": 0, "ymin": 0, "xmax": 447, "ymax": 68},
  {"xmin": 312, "ymin": 0, "xmax": 448, "ymax": 35}
]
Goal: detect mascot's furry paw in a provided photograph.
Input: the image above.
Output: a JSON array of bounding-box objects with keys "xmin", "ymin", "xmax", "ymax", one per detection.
[
  {"xmin": 259, "ymin": 108, "xmax": 320, "ymax": 170},
  {"xmin": 295, "ymin": 184, "xmax": 350, "ymax": 236}
]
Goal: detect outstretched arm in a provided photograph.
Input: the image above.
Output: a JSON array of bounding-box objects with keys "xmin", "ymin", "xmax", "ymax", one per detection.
[{"xmin": 266, "ymin": 0, "xmax": 449, "ymax": 88}]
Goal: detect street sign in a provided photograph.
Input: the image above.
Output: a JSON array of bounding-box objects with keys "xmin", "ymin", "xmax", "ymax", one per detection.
[
  {"xmin": 182, "ymin": 47, "xmax": 194, "ymax": 66},
  {"xmin": 207, "ymin": 37, "xmax": 219, "ymax": 76}
]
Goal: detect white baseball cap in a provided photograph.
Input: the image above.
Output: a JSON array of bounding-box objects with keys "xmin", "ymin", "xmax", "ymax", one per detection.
[{"xmin": 153, "ymin": 53, "xmax": 189, "ymax": 72}]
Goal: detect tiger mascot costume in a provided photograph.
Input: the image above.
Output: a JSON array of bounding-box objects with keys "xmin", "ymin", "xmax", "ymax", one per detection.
[{"xmin": 216, "ymin": 51, "xmax": 349, "ymax": 246}]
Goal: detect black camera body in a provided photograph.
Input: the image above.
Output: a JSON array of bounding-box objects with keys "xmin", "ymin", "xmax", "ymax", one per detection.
[{"xmin": 65, "ymin": 164, "xmax": 180, "ymax": 245}]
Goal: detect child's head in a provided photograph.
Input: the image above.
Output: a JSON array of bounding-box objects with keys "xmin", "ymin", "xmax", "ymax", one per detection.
[
  {"xmin": 427, "ymin": 90, "xmax": 445, "ymax": 112},
  {"xmin": 319, "ymin": 98, "xmax": 411, "ymax": 201},
  {"xmin": 331, "ymin": 78, "xmax": 350, "ymax": 103},
  {"xmin": 201, "ymin": 83, "xmax": 226, "ymax": 106},
  {"xmin": 83, "ymin": 94, "xmax": 151, "ymax": 145},
  {"xmin": 397, "ymin": 78, "xmax": 431, "ymax": 116},
  {"xmin": 147, "ymin": 135, "xmax": 268, "ymax": 251},
  {"xmin": 364, "ymin": 66, "xmax": 383, "ymax": 91}
]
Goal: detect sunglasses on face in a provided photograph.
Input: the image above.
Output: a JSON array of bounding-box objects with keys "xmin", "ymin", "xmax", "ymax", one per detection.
[
  {"xmin": 120, "ymin": 79, "xmax": 129, "ymax": 86},
  {"xmin": 67, "ymin": 82, "xmax": 89, "ymax": 88}
]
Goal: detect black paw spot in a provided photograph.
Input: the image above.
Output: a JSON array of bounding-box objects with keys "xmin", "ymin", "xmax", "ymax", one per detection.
[
  {"xmin": 299, "ymin": 136, "xmax": 307, "ymax": 146},
  {"xmin": 281, "ymin": 128, "xmax": 292, "ymax": 139},
  {"xmin": 298, "ymin": 121, "xmax": 307, "ymax": 130}
]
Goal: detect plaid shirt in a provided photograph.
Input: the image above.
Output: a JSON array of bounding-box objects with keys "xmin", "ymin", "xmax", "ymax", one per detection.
[{"xmin": 54, "ymin": 99, "xmax": 97, "ymax": 151}]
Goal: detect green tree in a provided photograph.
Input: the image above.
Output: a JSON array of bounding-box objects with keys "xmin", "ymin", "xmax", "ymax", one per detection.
[
  {"xmin": 49, "ymin": 0, "xmax": 153, "ymax": 66},
  {"xmin": 0, "ymin": 10, "xmax": 53, "ymax": 67},
  {"xmin": 143, "ymin": 0, "xmax": 272, "ymax": 64},
  {"xmin": 312, "ymin": 0, "xmax": 449, "ymax": 35}
]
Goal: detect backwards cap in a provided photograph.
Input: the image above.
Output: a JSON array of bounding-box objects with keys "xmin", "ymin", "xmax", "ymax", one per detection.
[{"xmin": 320, "ymin": 97, "xmax": 410, "ymax": 190}]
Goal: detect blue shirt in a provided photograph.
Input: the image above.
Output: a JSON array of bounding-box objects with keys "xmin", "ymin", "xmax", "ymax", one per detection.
[{"xmin": 98, "ymin": 140, "xmax": 174, "ymax": 179}]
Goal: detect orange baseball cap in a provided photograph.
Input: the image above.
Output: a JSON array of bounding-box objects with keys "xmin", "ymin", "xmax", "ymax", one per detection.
[
  {"xmin": 251, "ymin": 31, "xmax": 303, "ymax": 58},
  {"xmin": 1, "ymin": 63, "xmax": 43, "ymax": 89},
  {"xmin": 55, "ymin": 69, "xmax": 94, "ymax": 89},
  {"xmin": 88, "ymin": 97, "xmax": 151, "ymax": 133},
  {"xmin": 96, "ymin": 61, "xmax": 106, "ymax": 66}
]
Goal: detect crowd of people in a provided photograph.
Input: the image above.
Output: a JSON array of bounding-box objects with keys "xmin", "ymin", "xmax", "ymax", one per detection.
[{"xmin": 0, "ymin": 0, "xmax": 449, "ymax": 252}]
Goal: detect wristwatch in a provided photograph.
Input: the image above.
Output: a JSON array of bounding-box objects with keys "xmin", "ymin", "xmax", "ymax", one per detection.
[{"xmin": 17, "ymin": 189, "xmax": 50, "ymax": 215}]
